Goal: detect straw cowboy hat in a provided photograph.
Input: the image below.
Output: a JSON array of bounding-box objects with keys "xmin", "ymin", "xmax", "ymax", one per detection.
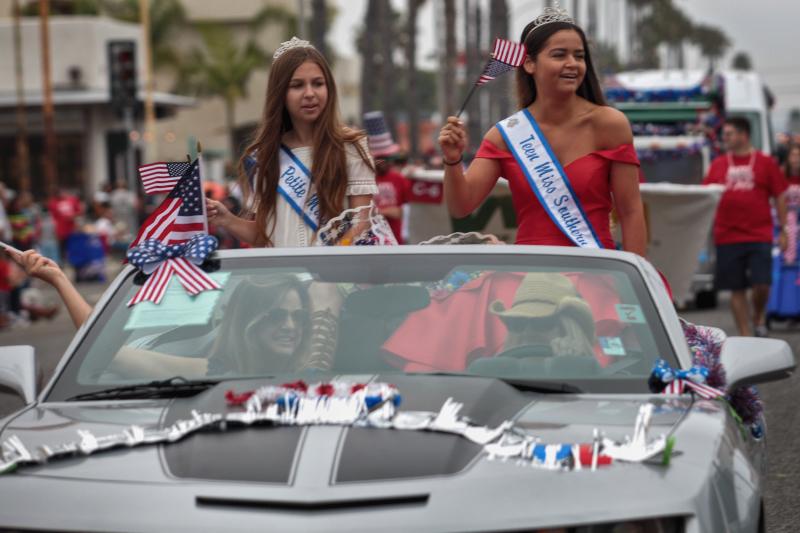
[{"xmin": 490, "ymin": 272, "xmax": 595, "ymax": 338}]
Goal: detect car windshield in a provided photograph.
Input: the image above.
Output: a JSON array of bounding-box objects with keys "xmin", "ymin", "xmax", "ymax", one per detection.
[{"xmin": 46, "ymin": 252, "xmax": 678, "ymax": 400}]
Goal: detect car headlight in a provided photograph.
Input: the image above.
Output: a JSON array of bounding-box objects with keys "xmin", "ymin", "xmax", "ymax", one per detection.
[{"xmin": 535, "ymin": 517, "xmax": 684, "ymax": 533}]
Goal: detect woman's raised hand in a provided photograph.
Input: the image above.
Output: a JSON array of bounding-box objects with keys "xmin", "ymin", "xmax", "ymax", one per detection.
[
  {"xmin": 438, "ymin": 116, "xmax": 467, "ymax": 163},
  {"xmin": 13, "ymin": 250, "xmax": 65, "ymax": 287},
  {"xmin": 206, "ymin": 198, "xmax": 233, "ymax": 227}
]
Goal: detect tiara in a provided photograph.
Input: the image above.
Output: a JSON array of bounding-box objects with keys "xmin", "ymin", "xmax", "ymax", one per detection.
[
  {"xmin": 524, "ymin": 3, "xmax": 575, "ymax": 41},
  {"xmin": 273, "ymin": 36, "xmax": 314, "ymax": 60}
]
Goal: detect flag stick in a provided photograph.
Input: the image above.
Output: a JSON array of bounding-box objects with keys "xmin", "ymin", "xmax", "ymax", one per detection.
[{"xmin": 456, "ymin": 83, "xmax": 479, "ymax": 118}]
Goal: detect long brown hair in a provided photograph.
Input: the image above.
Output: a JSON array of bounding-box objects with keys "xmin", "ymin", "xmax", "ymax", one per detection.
[
  {"xmin": 515, "ymin": 21, "xmax": 606, "ymax": 109},
  {"xmin": 240, "ymin": 46, "xmax": 373, "ymax": 246}
]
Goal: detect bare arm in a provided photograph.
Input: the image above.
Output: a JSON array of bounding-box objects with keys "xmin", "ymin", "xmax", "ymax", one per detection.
[
  {"xmin": 206, "ymin": 198, "xmax": 260, "ymax": 245},
  {"xmin": 108, "ymin": 346, "xmax": 208, "ymax": 380},
  {"xmin": 610, "ymin": 162, "xmax": 647, "ymax": 256},
  {"xmin": 599, "ymin": 107, "xmax": 647, "ymax": 256},
  {"xmin": 13, "ymin": 250, "xmax": 92, "ymax": 328},
  {"xmin": 439, "ymin": 117, "xmax": 502, "ymax": 218}
]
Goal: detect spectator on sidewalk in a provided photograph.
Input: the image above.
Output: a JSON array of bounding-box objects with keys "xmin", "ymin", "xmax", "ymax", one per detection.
[
  {"xmin": 703, "ymin": 117, "xmax": 789, "ymax": 337},
  {"xmin": 47, "ymin": 186, "xmax": 83, "ymax": 262}
]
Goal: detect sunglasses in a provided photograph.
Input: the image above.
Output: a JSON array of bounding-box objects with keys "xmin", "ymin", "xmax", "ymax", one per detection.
[{"xmin": 250, "ymin": 308, "xmax": 309, "ymax": 329}]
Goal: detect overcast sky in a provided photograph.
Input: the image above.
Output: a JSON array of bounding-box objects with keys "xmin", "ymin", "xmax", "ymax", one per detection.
[{"xmin": 330, "ymin": 0, "xmax": 800, "ymax": 129}]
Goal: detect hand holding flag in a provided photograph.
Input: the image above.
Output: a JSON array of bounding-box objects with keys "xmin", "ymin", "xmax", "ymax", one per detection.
[{"xmin": 457, "ymin": 37, "xmax": 527, "ymax": 117}]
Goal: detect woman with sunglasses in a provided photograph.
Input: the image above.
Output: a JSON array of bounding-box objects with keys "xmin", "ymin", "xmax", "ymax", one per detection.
[{"xmin": 107, "ymin": 275, "xmax": 315, "ymax": 379}]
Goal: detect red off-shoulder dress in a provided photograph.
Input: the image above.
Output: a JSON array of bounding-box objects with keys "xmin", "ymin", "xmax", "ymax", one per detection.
[{"xmin": 474, "ymin": 139, "xmax": 641, "ymax": 247}]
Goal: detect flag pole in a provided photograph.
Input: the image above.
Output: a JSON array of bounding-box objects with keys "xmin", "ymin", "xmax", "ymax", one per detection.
[
  {"xmin": 456, "ymin": 82, "xmax": 479, "ymax": 118},
  {"xmin": 196, "ymin": 140, "xmax": 209, "ymax": 234}
]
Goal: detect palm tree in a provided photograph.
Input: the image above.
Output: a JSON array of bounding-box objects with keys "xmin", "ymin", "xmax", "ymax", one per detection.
[
  {"xmin": 731, "ymin": 52, "xmax": 753, "ymax": 71},
  {"xmin": 377, "ymin": 0, "xmax": 399, "ymax": 137},
  {"xmin": 639, "ymin": 0, "xmax": 693, "ymax": 69},
  {"xmin": 691, "ymin": 24, "xmax": 729, "ymax": 70},
  {"xmin": 489, "ymin": 0, "xmax": 511, "ymax": 120},
  {"xmin": 176, "ymin": 7, "xmax": 294, "ymax": 162},
  {"xmin": 359, "ymin": 0, "xmax": 380, "ymax": 117},
  {"xmin": 404, "ymin": 0, "xmax": 426, "ymax": 158},
  {"xmin": 310, "ymin": 0, "xmax": 328, "ymax": 60},
  {"xmin": 442, "ymin": 0, "xmax": 456, "ymax": 116}
]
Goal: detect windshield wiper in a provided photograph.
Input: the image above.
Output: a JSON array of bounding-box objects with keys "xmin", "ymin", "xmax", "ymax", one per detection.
[
  {"xmin": 501, "ymin": 378, "xmax": 583, "ymax": 394},
  {"xmin": 66, "ymin": 376, "xmax": 220, "ymax": 402}
]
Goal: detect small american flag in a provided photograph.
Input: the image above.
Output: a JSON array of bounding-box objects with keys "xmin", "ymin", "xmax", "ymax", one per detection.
[
  {"xmin": 130, "ymin": 160, "xmax": 206, "ymax": 248},
  {"xmin": 477, "ymin": 38, "xmax": 527, "ymax": 86},
  {"xmin": 364, "ymin": 111, "xmax": 399, "ymax": 157},
  {"xmin": 138, "ymin": 161, "xmax": 191, "ymax": 194}
]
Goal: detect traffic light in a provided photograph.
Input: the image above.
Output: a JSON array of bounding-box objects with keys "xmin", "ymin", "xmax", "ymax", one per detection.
[{"xmin": 108, "ymin": 40, "xmax": 137, "ymax": 108}]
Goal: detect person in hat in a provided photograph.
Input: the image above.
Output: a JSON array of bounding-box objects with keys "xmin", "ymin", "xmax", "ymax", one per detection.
[
  {"xmin": 489, "ymin": 272, "xmax": 595, "ymax": 358},
  {"xmin": 365, "ymin": 111, "xmax": 411, "ymax": 244}
]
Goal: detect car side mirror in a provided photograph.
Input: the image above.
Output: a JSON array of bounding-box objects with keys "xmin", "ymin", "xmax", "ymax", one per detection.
[
  {"xmin": 0, "ymin": 345, "xmax": 37, "ymax": 404},
  {"xmin": 720, "ymin": 337, "xmax": 795, "ymax": 391}
]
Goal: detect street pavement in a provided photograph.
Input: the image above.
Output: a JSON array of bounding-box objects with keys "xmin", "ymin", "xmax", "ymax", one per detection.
[{"xmin": 0, "ymin": 273, "xmax": 797, "ymax": 531}]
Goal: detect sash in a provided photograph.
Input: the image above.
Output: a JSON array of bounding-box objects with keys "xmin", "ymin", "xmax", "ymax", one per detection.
[
  {"xmin": 277, "ymin": 145, "xmax": 320, "ymax": 232},
  {"xmin": 496, "ymin": 109, "xmax": 603, "ymax": 249}
]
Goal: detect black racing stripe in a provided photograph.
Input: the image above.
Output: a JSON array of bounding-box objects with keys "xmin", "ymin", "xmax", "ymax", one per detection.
[
  {"xmin": 162, "ymin": 426, "xmax": 303, "ymax": 483},
  {"xmin": 335, "ymin": 375, "xmax": 532, "ymax": 483},
  {"xmin": 160, "ymin": 381, "xmax": 303, "ymax": 484}
]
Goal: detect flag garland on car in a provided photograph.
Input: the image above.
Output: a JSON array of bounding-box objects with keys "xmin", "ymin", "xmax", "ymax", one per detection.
[{"xmin": 0, "ymin": 381, "xmax": 670, "ymax": 476}]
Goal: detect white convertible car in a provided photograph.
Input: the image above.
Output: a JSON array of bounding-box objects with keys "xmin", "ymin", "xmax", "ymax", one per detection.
[{"xmin": 0, "ymin": 245, "xmax": 794, "ymax": 532}]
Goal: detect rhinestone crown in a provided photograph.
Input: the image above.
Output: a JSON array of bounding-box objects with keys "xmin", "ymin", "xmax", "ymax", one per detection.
[
  {"xmin": 273, "ymin": 36, "xmax": 314, "ymax": 60},
  {"xmin": 525, "ymin": 2, "xmax": 575, "ymax": 41}
]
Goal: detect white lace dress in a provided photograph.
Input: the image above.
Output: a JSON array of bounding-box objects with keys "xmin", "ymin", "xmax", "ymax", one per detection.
[{"xmin": 262, "ymin": 138, "xmax": 378, "ymax": 247}]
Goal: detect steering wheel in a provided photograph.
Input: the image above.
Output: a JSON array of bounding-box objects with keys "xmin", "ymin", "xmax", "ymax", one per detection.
[{"xmin": 492, "ymin": 343, "xmax": 554, "ymax": 359}]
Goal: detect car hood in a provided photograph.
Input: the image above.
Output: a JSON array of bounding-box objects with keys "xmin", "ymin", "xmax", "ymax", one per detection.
[{"xmin": 0, "ymin": 374, "xmax": 730, "ymax": 531}]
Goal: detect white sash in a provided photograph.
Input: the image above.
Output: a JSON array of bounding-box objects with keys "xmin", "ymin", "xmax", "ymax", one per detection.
[
  {"xmin": 277, "ymin": 145, "xmax": 320, "ymax": 232},
  {"xmin": 496, "ymin": 109, "xmax": 603, "ymax": 249}
]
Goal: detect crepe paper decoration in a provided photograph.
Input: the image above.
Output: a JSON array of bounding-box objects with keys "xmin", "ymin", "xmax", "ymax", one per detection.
[{"xmin": 0, "ymin": 390, "xmax": 668, "ymax": 476}]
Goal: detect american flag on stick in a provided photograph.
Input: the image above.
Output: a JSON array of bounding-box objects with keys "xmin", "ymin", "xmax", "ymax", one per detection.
[
  {"xmin": 138, "ymin": 161, "xmax": 192, "ymax": 194},
  {"xmin": 129, "ymin": 159, "xmax": 207, "ymax": 248},
  {"xmin": 457, "ymin": 38, "xmax": 527, "ymax": 117},
  {"xmin": 477, "ymin": 38, "xmax": 527, "ymax": 86}
]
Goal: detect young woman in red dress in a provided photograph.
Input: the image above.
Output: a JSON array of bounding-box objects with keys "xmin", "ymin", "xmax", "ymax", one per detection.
[
  {"xmin": 438, "ymin": 13, "xmax": 646, "ymax": 254},
  {"xmin": 381, "ymin": 9, "xmax": 651, "ymax": 373}
]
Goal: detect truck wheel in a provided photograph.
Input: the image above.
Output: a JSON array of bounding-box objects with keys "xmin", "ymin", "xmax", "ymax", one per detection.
[{"xmin": 694, "ymin": 289, "xmax": 718, "ymax": 309}]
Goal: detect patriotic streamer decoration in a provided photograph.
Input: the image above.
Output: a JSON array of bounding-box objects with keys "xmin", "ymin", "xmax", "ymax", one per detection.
[
  {"xmin": 0, "ymin": 383, "xmax": 668, "ymax": 476},
  {"xmin": 126, "ymin": 235, "xmax": 221, "ymax": 306},
  {"xmin": 681, "ymin": 319, "xmax": 764, "ymax": 436}
]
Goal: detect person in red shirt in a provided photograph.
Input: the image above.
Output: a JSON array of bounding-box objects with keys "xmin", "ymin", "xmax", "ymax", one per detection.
[
  {"xmin": 702, "ymin": 117, "xmax": 788, "ymax": 337},
  {"xmin": 364, "ymin": 110, "xmax": 410, "ymax": 244},
  {"xmin": 374, "ymin": 158, "xmax": 410, "ymax": 244},
  {"xmin": 46, "ymin": 187, "xmax": 83, "ymax": 260}
]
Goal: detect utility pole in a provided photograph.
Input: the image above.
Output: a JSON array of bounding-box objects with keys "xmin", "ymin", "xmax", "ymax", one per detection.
[
  {"xmin": 39, "ymin": 0, "xmax": 58, "ymax": 195},
  {"xmin": 13, "ymin": 0, "xmax": 30, "ymax": 194},
  {"xmin": 141, "ymin": 0, "xmax": 156, "ymax": 165}
]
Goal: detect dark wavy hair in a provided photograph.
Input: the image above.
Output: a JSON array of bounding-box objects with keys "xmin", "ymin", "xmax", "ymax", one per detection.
[{"xmin": 515, "ymin": 21, "xmax": 606, "ymax": 109}]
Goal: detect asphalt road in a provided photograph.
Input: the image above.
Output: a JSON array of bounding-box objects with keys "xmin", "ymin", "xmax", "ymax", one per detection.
[{"xmin": 0, "ymin": 274, "xmax": 797, "ymax": 531}]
